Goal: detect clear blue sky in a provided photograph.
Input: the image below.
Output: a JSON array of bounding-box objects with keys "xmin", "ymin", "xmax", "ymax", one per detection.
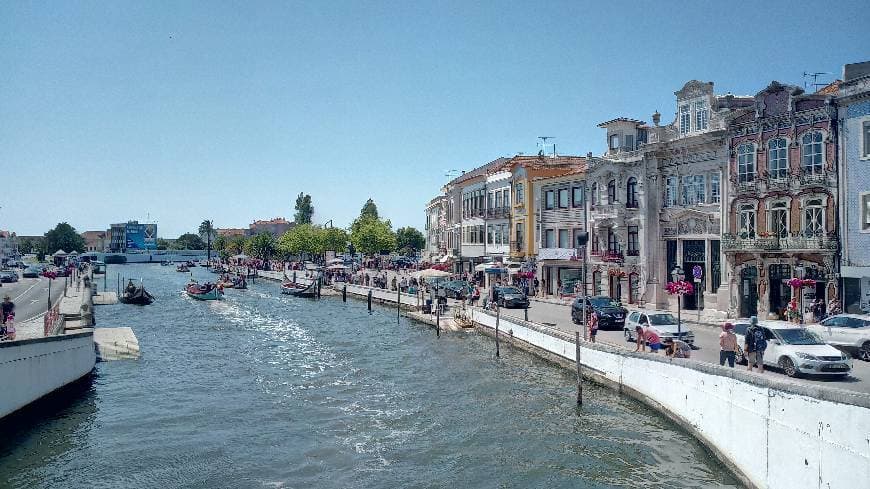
[{"xmin": 2, "ymin": 1, "xmax": 868, "ymax": 238}]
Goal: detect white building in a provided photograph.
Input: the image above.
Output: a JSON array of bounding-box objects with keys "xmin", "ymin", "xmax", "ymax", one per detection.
[{"xmin": 484, "ymin": 170, "xmax": 512, "ymax": 260}]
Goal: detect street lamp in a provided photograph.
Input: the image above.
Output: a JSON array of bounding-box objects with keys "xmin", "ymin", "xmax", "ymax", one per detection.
[
  {"xmin": 672, "ymin": 265, "xmax": 685, "ymax": 336},
  {"xmin": 794, "ymin": 263, "xmax": 805, "ymax": 324}
]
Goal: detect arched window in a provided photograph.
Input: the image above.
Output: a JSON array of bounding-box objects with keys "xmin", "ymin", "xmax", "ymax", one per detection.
[
  {"xmin": 739, "ymin": 204, "xmax": 756, "ymax": 238},
  {"xmin": 592, "ymin": 271, "xmax": 602, "ymax": 296},
  {"xmin": 768, "ymin": 138, "xmax": 788, "ymax": 179},
  {"xmin": 737, "ymin": 143, "xmax": 755, "ymax": 183},
  {"xmin": 607, "ymin": 179, "xmax": 617, "ymax": 204},
  {"xmin": 801, "ymin": 132, "xmax": 824, "ymax": 175},
  {"xmin": 591, "ymin": 183, "xmax": 598, "ymax": 207},
  {"xmin": 803, "ymin": 198, "xmax": 824, "ymax": 236},
  {"xmin": 626, "ymin": 177, "xmax": 638, "ymax": 208},
  {"xmin": 768, "ymin": 201, "xmax": 789, "ymax": 238}
]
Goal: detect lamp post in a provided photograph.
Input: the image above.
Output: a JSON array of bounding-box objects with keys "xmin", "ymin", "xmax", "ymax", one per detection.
[
  {"xmin": 795, "ymin": 264, "xmax": 805, "ymax": 324},
  {"xmin": 671, "ymin": 265, "xmax": 685, "ymax": 336}
]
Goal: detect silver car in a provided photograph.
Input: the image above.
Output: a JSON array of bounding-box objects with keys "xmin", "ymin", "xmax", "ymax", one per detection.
[
  {"xmin": 625, "ymin": 310, "xmax": 695, "ymax": 345},
  {"xmin": 808, "ymin": 314, "xmax": 870, "ymax": 362}
]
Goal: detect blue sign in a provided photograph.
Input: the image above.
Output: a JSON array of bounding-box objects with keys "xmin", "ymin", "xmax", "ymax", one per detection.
[
  {"xmin": 692, "ymin": 265, "xmax": 702, "ymax": 279},
  {"xmin": 125, "ymin": 223, "xmax": 157, "ymax": 250}
]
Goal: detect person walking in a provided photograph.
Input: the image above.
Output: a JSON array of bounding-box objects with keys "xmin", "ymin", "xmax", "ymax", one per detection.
[
  {"xmin": 718, "ymin": 322, "xmax": 737, "ymax": 367},
  {"xmin": 588, "ymin": 309, "xmax": 599, "ymax": 343},
  {"xmin": 744, "ymin": 316, "xmax": 767, "ymax": 373}
]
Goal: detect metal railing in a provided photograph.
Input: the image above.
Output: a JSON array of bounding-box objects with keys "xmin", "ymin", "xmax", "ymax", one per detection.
[
  {"xmin": 722, "ymin": 232, "xmax": 838, "ymax": 252},
  {"xmin": 43, "ymin": 304, "xmax": 65, "ymax": 336}
]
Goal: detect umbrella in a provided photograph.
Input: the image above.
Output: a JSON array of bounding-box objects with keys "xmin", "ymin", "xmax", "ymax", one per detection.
[
  {"xmin": 52, "ymin": 249, "xmax": 68, "ymax": 257},
  {"xmin": 327, "ymin": 264, "xmax": 348, "ymax": 270},
  {"xmin": 412, "ymin": 268, "xmax": 451, "ymax": 279},
  {"xmin": 231, "ymin": 253, "xmax": 249, "ymax": 260},
  {"xmin": 326, "ymin": 258, "xmax": 345, "ymax": 265}
]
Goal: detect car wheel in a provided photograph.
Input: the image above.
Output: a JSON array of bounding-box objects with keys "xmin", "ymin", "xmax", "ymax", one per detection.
[
  {"xmin": 624, "ymin": 329, "xmax": 633, "ymax": 343},
  {"xmin": 858, "ymin": 342, "xmax": 870, "ymax": 362},
  {"xmin": 779, "ymin": 357, "xmax": 798, "ymax": 377},
  {"xmin": 572, "ymin": 315, "xmax": 579, "ymax": 325}
]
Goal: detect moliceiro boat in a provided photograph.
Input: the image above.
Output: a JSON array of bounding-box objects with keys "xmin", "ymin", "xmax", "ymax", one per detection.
[
  {"xmin": 185, "ymin": 281, "xmax": 224, "ymax": 301},
  {"xmin": 280, "ymin": 280, "xmax": 316, "ymax": 298},
  {"xmin": 120, "ymin": 281, "xmax": 155, "ymax": 305}
]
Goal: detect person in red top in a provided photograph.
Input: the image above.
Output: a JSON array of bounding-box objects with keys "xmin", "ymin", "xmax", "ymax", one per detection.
[
  {"xmin": 643, "ymin": 325, "xmax": 662, "ymax": 353},
  {"xmin": 588, "ymin": 310, "xmax": 599, "ymax": 343}
]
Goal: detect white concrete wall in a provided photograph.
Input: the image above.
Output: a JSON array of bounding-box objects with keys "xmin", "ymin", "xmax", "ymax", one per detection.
[
  {"xmin": 0, "ymin": 331, "xmax": 96, "ymax": 419},
  {"xmin": 344, "ymin": 284, "xmax": 420, "ymax": 308},
  {"xmin": 470, "ymin": 308, "xmax": 870, "ymax": 489}
]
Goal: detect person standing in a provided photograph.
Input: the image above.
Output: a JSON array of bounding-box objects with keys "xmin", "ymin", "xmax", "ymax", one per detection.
[
  {"xmin": 588, "ymin": 310, "xmax": 599, "ymax": 343},
  {"xmin": 744, "ymin": 316, "xmax": 767, "ymax": 373},
  {"xmin": 718, "ymin": 322, "xmax": 737, "ymax": 367}
]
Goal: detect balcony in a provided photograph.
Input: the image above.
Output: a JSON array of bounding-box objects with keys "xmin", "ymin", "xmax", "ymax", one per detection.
[
  {"xmin": 625, "ymin": 201, "xmax": 640, "ymax": 210},
  {"xmin": 766, "ymin": 176, "xmax": 790, "ymax": 190},
  {"xmin": 509, "ymin": 240, "xmax": 524, "ymax": 253},
  {"xmin": 734, "ymin": 180, "xmax": 757, "ymax": 194},
  {"xmin": 538, "ymin": 247, "xmax": 579, "ymax": 261},
  {"xmin": 799, "ymin": 171, "xmax": 831, "ymax": 187},
  {"xmin": 485, "ymin": 207, "xmax": 510, "ymax": 219},
  {"xmin": 590, "ymin": 250, "xmax": 624, "ymax": 263},
  {"xmin": 722, "ymin": 232, "xmax": 838, "ymax": 252},
  {"xmin": 590, "ymin": 203, "xmax": 622, "ymax": 221}
]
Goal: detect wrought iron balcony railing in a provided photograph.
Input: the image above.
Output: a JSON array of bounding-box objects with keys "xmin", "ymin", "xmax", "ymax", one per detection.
[{"xmin": 722, "ymin": 232, "xmax": 838, "ymax": 252}]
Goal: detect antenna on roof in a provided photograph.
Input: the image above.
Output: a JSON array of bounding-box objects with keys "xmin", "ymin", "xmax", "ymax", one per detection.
[{"xmin": 802, "ymin": 71, "xmax": 831, "ymax": 92}]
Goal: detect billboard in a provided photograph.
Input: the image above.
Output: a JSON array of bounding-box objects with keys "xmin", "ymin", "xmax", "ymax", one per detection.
[{"xmin": 125, "ymin": 223, "xmax": 157, "ymax": 250}]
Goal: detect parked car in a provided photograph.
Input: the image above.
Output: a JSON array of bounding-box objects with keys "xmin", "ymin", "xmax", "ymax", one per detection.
[
  {"xmin": 493, "ymin": 286, "xmax": 529, "ymax": 309},
  {"xmin": 53, "ymin": 267, "xmax": 70, "ymax": 277},
  {"xmin": 624, "ymin": 310, "xmax": 695, "ymax": 345},
  {"xmin": 732, "ymin": 320, "xmax": 852, "ymax": 377},
  {"xmin": 22, "ymin": 266, "xmax": 42, "ymax": 278},
  {"xmin": 0, "ymin": 270, "xmax": 18, "ymax": 283},
  {"xmin": 441, "ymin": 280, "xmax": 473, "ymax": 299},
  {"xmin": 571, "ymin": 295, "xmax": 627, "ymax": 330},
  {"xmin": 807, "ymin": 314, "xmax": 870, "ymax": 362}
]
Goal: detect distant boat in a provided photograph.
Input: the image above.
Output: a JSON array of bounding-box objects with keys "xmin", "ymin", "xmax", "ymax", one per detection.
[
  {"xmin": 104, "ymin": 254, "xmax": 127, "ymax": 265},
  {"xmin": 92, "ymin": 261, "xmax": 107, "ymax": 274},
  {"xmin": 176, "ymin": 264, "xmax": 190, "ymax": 273},
  {"xmin": 281, "ymin": 281, "xmax": 316, "ymax": 298},
  {"xmin": 185, "ymin": 281, "xmax": 223, "ymax": 301},
  {"xmin": 120, "ymin": 282, "xmax": 155, "ymax": 305}
]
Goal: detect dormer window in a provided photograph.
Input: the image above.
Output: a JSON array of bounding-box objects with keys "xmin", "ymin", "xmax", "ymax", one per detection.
[
  {"xmin": 609, "ymin": 134, "xmax": 620, "ymax": 150},
  {"xmin": 679, "ymin": 105, "xmax": 690, "ymax": 134},
  {"xmin": 693, "ymin": 101, "xmax": 708, "ymax": 131}
]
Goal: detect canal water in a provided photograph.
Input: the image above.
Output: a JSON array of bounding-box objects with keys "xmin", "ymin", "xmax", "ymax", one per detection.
[{"xmin": 0, "ymin": 265, "xmax": 741, "ymax": 488}]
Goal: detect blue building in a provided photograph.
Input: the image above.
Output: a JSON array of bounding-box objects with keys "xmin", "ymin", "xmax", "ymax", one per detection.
[
  {"xmin": 837, "ymin": 61, "xmax": 870, "ymax": 313},
  {"xmin": 109, "ymin": 221, "xmax": 157, "ymax": 252}
]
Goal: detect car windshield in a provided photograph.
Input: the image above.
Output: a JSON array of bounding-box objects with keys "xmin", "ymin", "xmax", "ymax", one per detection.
[
  {"xmin": 648, "ymin": 313, "xmax": 677, "ymax": 325},
  {"xmin": 775, "ymin": 328, "xmax": 824, "ymax": 345},
  {"xmin": 589, "ymin": 297, "xmax": 618, "ymax": 308},
  {"xmin": 500, "ymin": 287, "xmax": 522, "ymax": 295}
]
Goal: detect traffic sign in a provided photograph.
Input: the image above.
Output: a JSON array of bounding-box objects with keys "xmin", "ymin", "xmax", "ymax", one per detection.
[{"xmin": 692, "ymin": 265, "xmax": 702, "ymax": 279}]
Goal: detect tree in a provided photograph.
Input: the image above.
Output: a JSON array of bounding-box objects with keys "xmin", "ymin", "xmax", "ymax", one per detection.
[
  {"xmin": 321, "ymin": 227, "xmax": 348, "ymax": 253},
  {"xmin": 351, "ymin": 218, "xmax": 396, "ymax": 255},
  {"xmin": 395, "ymin": 227, "xmax": 425, "ymax": 254},
  {"xmin": 294, "ymin": 193, "xmax": 314, "ymax": 225},
  {"xmin": 174, "ymin": 233, "xmax": 205, "ymax": 250},
  {"xmin": 277, "ymin": 224, "xmax": 322, "ymax": 259},
  {"xmin": 43, "ymin": 222, "xmax": 86, "ymax": 255},
  {"xmin": 199, "ymin": 220, "xmax": 215, "ymax": 262},
  {"xmin": 247, "ymin": 232, "xmax": 276, "ymax": 262},
  {"xmin": 213, "ymin": 235, "xmax": 228, "ymax": 260},
  {"xmin": 226, "ymin": 235, "xmax": 248, "ymax": 256},
  {"xmin": 18, "ymin": 237, "xmax": 36, "ymax": 254},
  {"xmin": 156, "ymin": 238, "xmax": 171, "ymax": 250},
  {"xmin": 351, "ymin": 198, "xmax": 384, "ymax": 235}
]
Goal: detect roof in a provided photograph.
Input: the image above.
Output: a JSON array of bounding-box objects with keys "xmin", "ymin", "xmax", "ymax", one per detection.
[
  {"xmin": 505, "ymin": 155, "xmax": 587, "ymax": 174},
  {"xmin": 816, "ymin": 80, "xmax": 841, "ymax": 95},
  {"xmin": 250, "ymin": 218, "xmax": 290, "ymax": 226},
  {"xmin": 597, "ymin": 117, "xmax": 645, "ymax": 128},
  {"xmin": 443, "ymin": 157, "xmax": 511, "ymax": 187}
]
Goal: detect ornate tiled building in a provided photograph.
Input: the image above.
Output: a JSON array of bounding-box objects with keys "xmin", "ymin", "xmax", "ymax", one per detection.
[{"xmin": 723, "ymin": 81, "xmax": 839, "ymax": 320}]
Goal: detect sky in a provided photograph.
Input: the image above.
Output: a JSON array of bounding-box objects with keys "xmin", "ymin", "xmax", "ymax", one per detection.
[{"xmin": 1, "ymin": 0, "xmax": 868, "ymax": 238}]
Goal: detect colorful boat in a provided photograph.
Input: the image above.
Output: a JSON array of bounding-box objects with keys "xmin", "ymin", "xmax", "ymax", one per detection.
[
  {"xmin": 185, "ymin": 281, "xmax": 223, "ymax": 300},
  {"xmin": 280, "ymin": 281, "xmax": 316, "ymax": 298}
]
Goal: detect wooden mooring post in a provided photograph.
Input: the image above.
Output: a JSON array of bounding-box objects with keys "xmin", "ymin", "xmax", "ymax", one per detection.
[
  {"xmin": 576, "ymin": 331, "xmax": 583, "ymax": 406},
  {"xmin": 397, "ymin": 286, "xmax": 401, "ymax": 322},
  {"xmin": 342, "ymin": 284, "xmax": 347, "ymax": 302},
  {"xmin": 436, "ymin": 302, "xmax": 440, "ymax": 337},
  {"xmin": 495, "ymin": 305, "xmax": 500, "ymax": 358},
  {"xmin": 367, "ymin": 289, "xmax": 372, "ymax": 314}
]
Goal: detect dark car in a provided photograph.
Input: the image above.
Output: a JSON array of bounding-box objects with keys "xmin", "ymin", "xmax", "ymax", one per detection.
[
  {"xmin": 494, "ymin": 286, "xmax": 529, "ymax": 309},
  {"xmin": 571, "ymin": 295, "xmax": 628, "ymax": 330},
  {"xmin": 441, "ymin": 280, "xmax": 473, "ymax": 299},
  {"xmin": 22, "ymin": 266, "xmax": 42, "ymax": 278},
  {"xmin": 0, "ymin": 270, "xmax": 18, "ymax": 283},
  {"xmin": 54, "ymin": 268, "xmax": 70, "ymax": 277}
]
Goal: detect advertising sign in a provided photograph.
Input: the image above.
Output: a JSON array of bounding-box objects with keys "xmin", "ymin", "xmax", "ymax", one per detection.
[
  {"xmin": 125, "ymin": 223, "xmax": 145, "ymax": 250},
  {"xmin": 143, "ymin": 224, "xmax": 157, "ymax": 250}
]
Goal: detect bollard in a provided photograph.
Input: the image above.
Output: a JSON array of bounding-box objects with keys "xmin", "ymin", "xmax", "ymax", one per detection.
[
  {"xmin": 117, "ymin": 273, "xmax": 120, "ymax": 296},
  {"xmin": 397, "ymin": 286, "xmax": 401, "ymax": 322},
  {"xmin": 64, "ymin": 275, "xmax": 68, "ymax": 297},
  {"xmin": 342, "ymin": 285, "xmax": 347, "ymax": 302},
  {"xmin": 524, "ymin": 305, "xmax": 529, "ymax": 322},
  {"xmin": 576, "ymin": 331, "xmax": 583, "ymax": 406},
  {"xmin": 436, "ymin": 303, "xmax": 440, "ymax": 336},
  {"xmin": 367, "ymin": 289, "xmax": 372, "ymax": 313},
  {"xmin": 495, "ymin": 304, "xmax": 500, "ymax": 357}
]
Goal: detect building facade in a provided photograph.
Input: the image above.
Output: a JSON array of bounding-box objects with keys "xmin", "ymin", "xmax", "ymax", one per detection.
[
  {"xmin": 837, "ymin": 61, "xmax": 870, "ymax": 313},
  {"xmin": 723, "ymin": 81, "xmax": 839, "ymax": 320},
  {"xmin": 484, "ymin": 170, "xmax": 512, "ymax": 261},
  {"xmin": 81, "ymin": 231, "xmax": 108, "ymax": 252},
  {"xmin": 424, "ymin": 195, "xmax": 446, "ymax": 261},
  {"xmin": 248, "ymin": 218, "xmax": 293, "ymax": 237},
  {"xmin": 0, "ymin": 231, "xmax": 17, "ymax": 264},
  {"xmin": 108, "ymin": 221, "xmax": 157, "ymax": 252}
]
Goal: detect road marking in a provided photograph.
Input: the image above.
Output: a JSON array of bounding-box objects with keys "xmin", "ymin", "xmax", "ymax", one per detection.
[{"xmin": 13, "ymin": 282, "xmax": 39, "ymax": 301}]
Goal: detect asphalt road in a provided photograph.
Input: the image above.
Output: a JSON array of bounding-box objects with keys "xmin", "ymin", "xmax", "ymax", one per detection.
[{"xmin": 1, "ymin": 271, "xmax": 67, "ymax": 324}]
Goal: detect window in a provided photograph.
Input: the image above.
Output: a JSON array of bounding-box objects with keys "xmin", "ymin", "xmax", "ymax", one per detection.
[
  {"xmin": 591, "ymin": 183, "xmax": 598, "ymax": 207},
  {"xmin": 609, "ymin": 134, "xmax": 620, "ymax": 150},
  {"xmin": 592, "ymin": 271, "xmax": 602, "ymax": 296},
  {"xmin": 558, "ymin": 229, "xmax": 570, "ymax": 248},
  {"xmin": 494, "ymin": 191, "xmax": 502, "ymax": 209},
  {"xmin": 769, "ymin": 201, "xmax": 789, "ymax": 238},
  {"xmin": 681, "ymin": 175, "xmax": 705, "ymax": 205},
  {"xmin": 590, "ymin": 229, "xmax": 599, "ymax": 253},
  {"xmin": 607, "ymin": 230, "xmax": 619, "ymax": 253},
  {"xmin": 664, "ymin": 176, "xmax": 678, "ymax": 207},
  {"xmin": 864, "ymin": 121, "xmax": 870, "ymax": 159},
  {"xmin": 479, "ymin": 225, "xmax": 485, "ymax": 244},
  {"xmin": 862, "ymin": 193, "xmax": 870, "ymax": 231},
  {"xmin": 502, "ymin": 189, "xmax": 510, "ymax": 208},
  {"xmin": 501, "ymin": 224, "xmax": 508, "ymax": 245},
  {"xmin": 710, "ymin": 173, "xmax": 720, "ymax": 203},
  {"xmin": 626, "ymin": 177, "xmax": 638, "ymax": 207},
  {"xmin": 801, "ymin": 132, "xmax": 824, "ymax": 175},
  {"xmin": 607, "ymin": 180, "xmax": 616, "ymax": 204},
  {"xmin": 544, "ymin": 229, "xmax": 555, "ymax": 248},
  {"xmin": 803, "ymin": 198, "xmax": 824, "ymax": 236},
  {"xmin": 558, "ymin": 188, "xmax": 569, "ymax": 208},
  {"xmin": 627, "ymin": 226, "xmax": 639, "ymax": 255},
  {"xmin": 487, "ymin": 192, "xmax": 494, "ymax": 211},
  {"xmin": 694, "ymin": 101, "xmax": 708, "ymax": 131},
  {"xmin": 768, "ymin": 138, "xmax": 788, "ymax": 179},
  {"xmin": 545, "ymin": 190, "xmax": 555, "ymax": 210},
  {"xmin": 515, "ymin": 183, "xmax": 524, "ymax": 204},
  {"xmin": 624, "ymin": 134, "xmax": 635, "ymax": 151},
  {"xmin": 737, "ymin": 143, "xmax": 755, "ymax": 183},
  {"xmin": 739, "ymin": 204, "xmax": 756, "ymax": 238},
  {"xmin": 572, "ymin": 186, "xmax": 583, "ymax": 207},
  {"xmin": 494, "ymin": 224, "xmax": 502, "ymax": 245},
  {"xmin": 487, "ymin": 225, "xmax": 493, "ymax": 245},
  {"xmin": 573, "ymin": 228, "xmax": 585, "ymax": 248},
  {"xmin": 679, "ymin": 104, "xmax": 690, "ymax": 134}
]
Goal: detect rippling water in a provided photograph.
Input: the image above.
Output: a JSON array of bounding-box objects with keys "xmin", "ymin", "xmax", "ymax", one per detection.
[{"xmin": 0, "ymin": 265, "xmax": 741, "ymax": 488}]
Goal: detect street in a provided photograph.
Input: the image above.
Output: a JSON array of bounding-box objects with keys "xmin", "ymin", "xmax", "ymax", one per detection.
[{"xmin": 1, "ymin": 271, "xmax": 67, "ymax": 328}]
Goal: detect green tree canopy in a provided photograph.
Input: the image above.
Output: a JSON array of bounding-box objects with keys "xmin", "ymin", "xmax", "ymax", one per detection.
[
  {"xmin": 277, "ymin": 224, "xmax": 321, "ymax": 258},
  {"xmin": 226, "ymin": 235, "xmax": 248, "ymax": 256},
  {"xmin": 199, "ymin": 220, "xmax": 215, "ymax": 261},
  {"xmin": 246, "ymin": 232, "xmax": 276, "ymax": 261},
  {"xmin": 213, "ymin": 235, "xmax": 228, "ymax": 260},
  {"xmin": 156, "ymin": 238, "xmax": 171, "ymax": 250},
  {"xmin": 43, "ymin": 222, "xmax": 86, "ymax": 255},
  {"xmin": 294, "ymin": 193, "xmax": 314, "ymax": 225},
  {"xmin": 321, "ymin": 227, "xmax": 348, "ymax": 253},
  {"xmin": 351, "ymin": 218, "xmax": 396, "ymax": 255},
  {"xmin": 395, "ymin": 226, "xmax": 425, "ymax": 254},
  {"xmin": 174, "ymin": 233, "xmax": 205, "ymax": 250},
  {"xmin": 360, "ymin": 198, "xmax": 378, "ymax": 220}
]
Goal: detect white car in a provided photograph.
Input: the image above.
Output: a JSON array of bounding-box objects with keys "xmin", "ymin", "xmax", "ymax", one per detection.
[
  {"xmin": 732, "ymin": 320, "xmax": 852, "ymax": 377},
  {"xmin": 807, "ymin": 314, "xmax": 870, "ymax": 362},
  {"xmin": 624, "ymin": 310, "xmax": 695, "ymax": 345}
]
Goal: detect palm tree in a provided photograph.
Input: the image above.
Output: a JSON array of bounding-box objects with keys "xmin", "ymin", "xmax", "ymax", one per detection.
[{"xmin": 198, "ymin": 220, "xmax": 215, "ymax": 264}]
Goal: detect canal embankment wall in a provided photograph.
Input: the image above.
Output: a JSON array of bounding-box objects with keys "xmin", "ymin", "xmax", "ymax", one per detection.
[
  {"xmin": 1, "ymin": 283, "xmax": 98, "ymax": 420},
  {"xmin": 324, "ymin": 281, "xmax": 869, "ymax": 489}
]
